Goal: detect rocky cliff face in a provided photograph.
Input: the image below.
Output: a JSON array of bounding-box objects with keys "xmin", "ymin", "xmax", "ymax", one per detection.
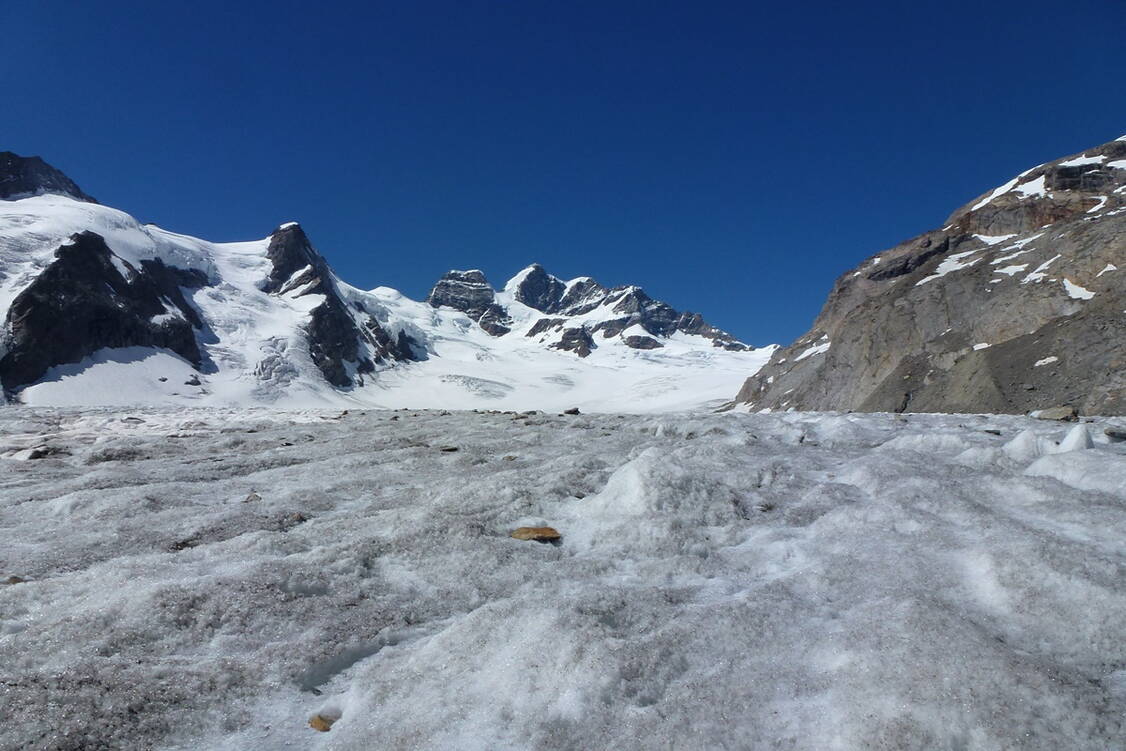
[
  {"xmin": 734, "ymin": 135, "xmax": 1126, "ymax": 416},
  {"xmin": 263, "ymin": 224, "xmax": 419, "ymax": 387},
  {"xmin": 0, "ymin": 152, "xmax": 96, "ymax": 202},
  {"xmin": 425, "ymin": 270, "xmax": 512, "ymax": 336},
  {"xmin": 0, "ymin": 231, "xmax": 206, "ymax": 390}
]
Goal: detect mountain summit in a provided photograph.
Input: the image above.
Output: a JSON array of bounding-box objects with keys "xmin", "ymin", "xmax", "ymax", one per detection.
[
  {"xmin": 734, "ymin": 135, "xmax": 1126, "ymax": 416},
  {"xmin": 0, "ymin": 152, "xmax": 96, "ymax": 202}
]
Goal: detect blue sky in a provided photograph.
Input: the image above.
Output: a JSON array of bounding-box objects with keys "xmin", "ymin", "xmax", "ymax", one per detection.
[{"xmin": 4, "ymin": 1, "xmax": 1124, "ymax": 345}]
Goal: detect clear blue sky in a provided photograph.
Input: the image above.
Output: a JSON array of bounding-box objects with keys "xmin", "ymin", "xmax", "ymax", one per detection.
[{"xmin": 4, "ymin": 1, "xmax": 1124, "ymax": 345}]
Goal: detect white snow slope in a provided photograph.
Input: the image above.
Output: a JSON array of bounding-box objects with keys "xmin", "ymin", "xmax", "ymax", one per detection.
[
  {"xmin": 2, "ymin": 407, "xmax": 1124, "ymax": 750},
  {"xmin": 0, "ymin": 194, "xmax": 771, "ymax": 412}
]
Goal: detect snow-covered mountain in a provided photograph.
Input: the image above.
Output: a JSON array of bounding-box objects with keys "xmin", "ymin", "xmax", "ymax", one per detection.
[
  {"xmin": 734, "ymin": 135, "xmax": 1126, "ymax": 416},
  {"xmin": 0, "ymin": 152, "xmax": 772, "ymax": 412}
]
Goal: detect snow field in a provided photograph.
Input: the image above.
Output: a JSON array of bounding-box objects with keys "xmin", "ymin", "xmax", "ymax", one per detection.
[{"xmin": 0, "ymin": 408, "xmax": 1124, "ymax": 750}]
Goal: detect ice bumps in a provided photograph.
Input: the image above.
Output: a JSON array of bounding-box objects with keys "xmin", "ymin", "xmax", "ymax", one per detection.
[{"xmin": 0, "ymin": 407, "xmax": 1123, "ymax": 750}]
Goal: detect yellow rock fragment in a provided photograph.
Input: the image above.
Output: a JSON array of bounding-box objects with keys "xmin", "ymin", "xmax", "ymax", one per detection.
[{"xmin": 510, "ymin": 526, "xmax": 562, "ymax": 542}]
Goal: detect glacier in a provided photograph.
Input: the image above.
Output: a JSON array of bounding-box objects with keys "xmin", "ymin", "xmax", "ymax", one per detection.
[{"xmin": 1, "ymin": 406, "xmax": 1124, "ymax": 749}]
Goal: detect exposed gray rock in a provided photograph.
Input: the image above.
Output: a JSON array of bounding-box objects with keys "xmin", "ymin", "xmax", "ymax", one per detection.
[
  {"xmin": 511, "ymin": 263, "xmax": 566, "ymax": 312},
  {"xmin": 508, "ymin": 265, "xmax": 748, "ymax": 352},
  {"xmin": 556, "ymin": 277, "xmax": 609, "ymax": 315},
  {"xmin": 735, "ymin": 135, "xmax": 1126, "ymax": 416},
  {"xmin": 263, "ymin": 224, "xmax": 419, "ymax": 387},
  {"xmin": 623, "ymin": 335, "xmax": 663, "ymax": 350},
  {"xmin": 526, "ymin": 318, "xmax": 566, "ymax": 338},
  {"xmin": 424, "ymin": 262, "xmax": 750, "ymax": 353},
  {"xmin": 0, "ymin": 231, "xmax": 206, "ymax": 391},
  {"xmin": 1031, "ymin": 406, "xmax": 1078, "ymax": 421},
  {"xmin": 551, "ymin": 327, "xmax": 595, "ymax": 357},
  {"xmin": 426, "ymin": 270, "xmax": 511, "ymax": 336},
  {"xmin": 0, "ymin": 152, "xmax": 96, "ymax": 202}
]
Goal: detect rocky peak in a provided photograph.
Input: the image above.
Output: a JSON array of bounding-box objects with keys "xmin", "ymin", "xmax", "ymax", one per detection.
[
  {"xmin": 259, "ymin": 223, "xmax": 419, "ymax": 387},
  {"xmin": 428, "ymin": 269, "xmax": 492, "ymax": 299},
  {"xmin": 0, "ymin": 152, "xmax": 97, "ymax": 203},
  {"xmin": 261, "ymin": 222, "xmax": 330, "ymax": 295},
  {"xmin": 556, "ymin": 277, "xmax": 608, "ymax": 316},
  {"xmin": 508, "ymin": 264, "xmax": 567, "ymax": 312},
  {"xmin": 427, "ymin": 269, "xmax": 511, "ymax": 336}
]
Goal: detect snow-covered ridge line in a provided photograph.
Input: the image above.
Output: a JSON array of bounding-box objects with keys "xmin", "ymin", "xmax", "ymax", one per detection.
[{"xmin": 0, "ymin": 156, "xmax": 771, "ymax": 410}]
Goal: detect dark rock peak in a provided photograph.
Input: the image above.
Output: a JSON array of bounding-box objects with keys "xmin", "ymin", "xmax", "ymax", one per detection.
[
  {"xmin": 674, "ymin": 312, "xmax": 747, "ymax": 350},
  {"xmin": 442, "ymin": 268, "xmax": 489, "ymax": 285},
  {"xmin": 0, "ymin": 152, "xmax": 97, "ymax": 203},
  {"xmin": 595, "ymin": 285, "xmax": 745, "ymax": 350},
  {"xmin": 261, "ymin": 224, "xmax": 419, "ymax": 386},
  {"xmin": 556, "ymin": 277, "xmax": 608, "ymax": 316},
  {"xmin": 262, "ymin": 223, "xmax": 330, "ymax": 295},
  {"xmin": 0, "ymin": 231, "xmax": 205, "ymax": 391},
  {"xmin": 427, "ymin": 269, "xmax": 511, "ymax": 336},
  {"xmin": 511, "ymin": 264, "xmax": 567, "ymax": 312}
]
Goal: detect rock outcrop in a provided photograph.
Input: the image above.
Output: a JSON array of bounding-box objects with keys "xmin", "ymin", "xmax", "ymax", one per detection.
[
  {"xmin": 426, "ymin": 270, "xmax": 511, "ymax": 336},
  {"xmin": 0, "ymin": 152, "xmax": 96, "ymax": 202},
  {"xmin": 734, "ymin": 135, "xmax": 1126, "ymax": 416},
  {"xmin": 551, "ymin": 327, "xmax": 595, "ymax": 357},
  {"xmin": 510, "ymin": 263, "xmax": 566, "ymax": 312},
  {"xmin": 0, "ymin": 231, "xmax": 206, "ymax": 390},
  {"xmin": 263, "ymin": 224, "xmax": 419, "ymax": 387}
]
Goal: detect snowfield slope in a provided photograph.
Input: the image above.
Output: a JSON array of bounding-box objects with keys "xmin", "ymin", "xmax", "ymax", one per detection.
[
  {"xmin": 1, "ymin": 407, "xmax": 1124, "ymax": 749},
  {"xmin": 0, "ymin": 153, "xmax": 769, "ymax": 413},
  {"xmin": 736, "ymin": 135, "xmax": 1126, "ymax": 415}
]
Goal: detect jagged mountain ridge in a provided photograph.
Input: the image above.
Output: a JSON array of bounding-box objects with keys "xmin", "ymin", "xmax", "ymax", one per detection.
[
  {"xmin": 734, "ymin": 134, "xmax": 1126, "ymax": 416},
  {"xmin": 0, "ymin": 153, "xmax": 767, "ymax": 411},
  {"xmin": 426, "ymin": 263, "xmax": 748, "ymax": 355}
]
